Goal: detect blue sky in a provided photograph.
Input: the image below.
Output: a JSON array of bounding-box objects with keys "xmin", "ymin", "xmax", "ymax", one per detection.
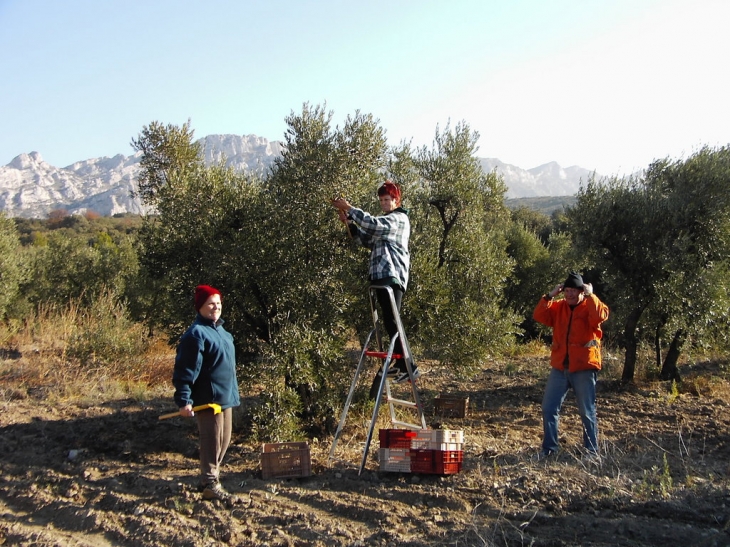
[{"xmin": 1, "ymin": 0, "xmax": 728, "ymax": 175}]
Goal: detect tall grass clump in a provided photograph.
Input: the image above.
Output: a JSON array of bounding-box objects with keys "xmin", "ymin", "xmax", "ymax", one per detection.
[
  {"xmin": 66, "ymin": 288, "xmax": 149, "ymax": 372},
  {"xmin": 0, "ymin": 288, "xmax": 173, "ymax": 403}
]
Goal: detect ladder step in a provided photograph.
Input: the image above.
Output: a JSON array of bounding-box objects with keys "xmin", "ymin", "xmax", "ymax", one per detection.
[
  {"xmin": 386, "ymin": 397, "xmax": 418, "ymax": 409},
  {"xmin": 365, "ymin": 351, "xmax": 404, "ymax": 360}
]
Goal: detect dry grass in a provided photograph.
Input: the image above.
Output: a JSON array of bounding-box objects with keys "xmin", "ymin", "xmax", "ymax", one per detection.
[{"xmin": 0, "ymin": 296, "xmax": 174, "ymax": 405}]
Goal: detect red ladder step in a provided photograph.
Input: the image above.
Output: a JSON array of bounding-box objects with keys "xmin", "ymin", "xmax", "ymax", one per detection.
[{"xmin": 365, "ymin": 351, "xmax": 404, "ymax": 360}]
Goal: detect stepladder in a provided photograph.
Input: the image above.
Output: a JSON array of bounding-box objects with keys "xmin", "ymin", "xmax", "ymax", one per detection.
[{"xmin": 328, "ymin": 285, "xmax": 427, "ymax": 475}]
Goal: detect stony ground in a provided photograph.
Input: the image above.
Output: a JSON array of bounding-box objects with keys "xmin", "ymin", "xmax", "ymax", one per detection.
[{"xmin": 1, "ymin": 353, "xmax": 730, "ymax": 546}]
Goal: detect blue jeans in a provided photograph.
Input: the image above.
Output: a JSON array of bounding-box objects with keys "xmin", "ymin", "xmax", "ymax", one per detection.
[{"xmin": 542, "ymin": 368, "xmax": 598, "ymax": 454}]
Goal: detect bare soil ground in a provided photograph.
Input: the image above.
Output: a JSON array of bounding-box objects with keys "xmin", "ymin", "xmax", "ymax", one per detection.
[{"xmin": 2, "ymin": 352, "xmax": 730, "ymax": 546}]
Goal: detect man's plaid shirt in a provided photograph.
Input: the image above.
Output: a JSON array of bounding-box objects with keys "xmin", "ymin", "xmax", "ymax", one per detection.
[{"xmin": 347, "ymin": 206, "xmax": 410, "ymax": 290}]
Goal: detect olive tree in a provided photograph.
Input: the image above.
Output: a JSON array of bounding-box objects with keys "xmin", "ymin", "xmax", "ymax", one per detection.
[
  {"xmin": 132, "ymin": 107, "xmax": 390, "ymax": 439},
  {"xmin": 405, "ymin": 122, "xmax": 520, "ymax": 370},
  {"xmin": 568, "ymin": 146, "xmax": 730, "ymax": 382},
  {"xmin": 0, "ymin": 214, "xmax": 24, "ymax": 319},
  {"xmin": 249, "ymin": 104, "xmax": 390, "ymax": 437}
]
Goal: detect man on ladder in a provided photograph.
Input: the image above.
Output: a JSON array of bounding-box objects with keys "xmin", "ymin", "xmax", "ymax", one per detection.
[
  {"xmin": 331, "ymin": 180, "xmax": 421, "ymax": 398},
  {"xmin": 331, "ymin": 181, "xmax": 425, "ymax": 473}
]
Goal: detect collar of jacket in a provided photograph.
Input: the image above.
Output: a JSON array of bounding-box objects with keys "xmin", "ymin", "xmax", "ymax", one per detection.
[{"xmin": 195, "ymin": 314, "xmax": 224, "ymax": 327}]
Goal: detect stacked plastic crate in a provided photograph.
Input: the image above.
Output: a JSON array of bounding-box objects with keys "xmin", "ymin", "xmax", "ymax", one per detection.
[{"xmin": 378, "ymin": 429, "xmax": 464, "ymax": 474}]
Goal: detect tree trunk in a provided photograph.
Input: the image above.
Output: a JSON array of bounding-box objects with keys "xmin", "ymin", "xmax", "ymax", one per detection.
[
  {"xmin": 654, "ymin": 313, "xmax": 668, "ymax": 369},
  {"xmin": 621, "ymin": 306, "xmax": 646, "ymax": 383},
  {"xmin": 660, "ymin": 328, "xmax": 684, "ymax": 381}
]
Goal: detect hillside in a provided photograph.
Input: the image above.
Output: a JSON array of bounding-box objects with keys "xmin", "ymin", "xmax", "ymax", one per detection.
[
  {"xmin": 1, "ymin": 349, "xmax": 729, "ymax": 546},
  {"xmin": 1, "ymin": 135, "xmax": 598, "ymax": 218},
  {"xmin": 506, "ymin": 195, "xmax": 577, "ymax": 215}
]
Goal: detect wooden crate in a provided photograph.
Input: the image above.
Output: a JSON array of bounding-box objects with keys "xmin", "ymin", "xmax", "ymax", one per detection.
[
  {"xmin": 434, "ymin": 395, "xmax": 469, "ymax": 418},
  {"xmin": 261, "ymin": 442, "xmax": 311, "ymax": 479}
]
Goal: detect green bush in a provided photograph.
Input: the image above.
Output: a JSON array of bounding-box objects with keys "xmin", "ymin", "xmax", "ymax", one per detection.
[{"xmin": 66, "ymin": 289, "xmax": 149, "ymax": 369}]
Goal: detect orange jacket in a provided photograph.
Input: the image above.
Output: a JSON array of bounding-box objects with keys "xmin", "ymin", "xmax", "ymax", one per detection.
[{"xmin": 533, "ymin": 294, "xmax": 610, "ymax": 372}]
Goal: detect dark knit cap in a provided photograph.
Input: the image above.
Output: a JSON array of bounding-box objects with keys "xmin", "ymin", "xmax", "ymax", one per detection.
[
  {"xmin": 194, "ymin": 285, "xmax": 221, "ymax": 311},
  {"xmin": 563, "ymin": 271, "xmax": 584, "ymax": 290}
]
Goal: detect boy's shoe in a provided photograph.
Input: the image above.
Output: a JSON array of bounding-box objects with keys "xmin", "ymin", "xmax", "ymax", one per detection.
[
  {"xmin": 202, "ymin": 482, "xmax": 234, "ymax": 505},
  {"xmin": 394, "ymin": 367, "xmax": 421, "ymax": 384},
  {"xmin": 375, "ymin": 366, "xmax": 400, "ymax": 378}
]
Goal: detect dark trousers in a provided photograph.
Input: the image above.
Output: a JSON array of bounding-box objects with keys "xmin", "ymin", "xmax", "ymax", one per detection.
[
  {"xmin": 374, "ymin": 285, "xmax": 405, "ymax": 371},
  {"xmin": 197, "ymin": 406, "xmax": 232, "ymax": 484}
]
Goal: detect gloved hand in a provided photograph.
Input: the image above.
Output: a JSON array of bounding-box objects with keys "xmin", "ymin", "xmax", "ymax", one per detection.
[
  {"xmin": 548, "ymin": 284, "xmax": 563, "ymax": 298},
  {"xmin": 583, "ymin": 282, "xmax": 593, "ymax": 296}
]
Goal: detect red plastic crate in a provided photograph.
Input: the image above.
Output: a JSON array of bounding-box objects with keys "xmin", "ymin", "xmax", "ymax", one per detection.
[
  {"xmin": 410, "ymin": 449, "xmax": 463, "ymax": 475},
  {"xmin": 379, "ymin": 428, "xmax": 418, "ymax": 449},
  {"xmin": 432, "ymin": 461, "xmax": 463, "ymax": 474}
]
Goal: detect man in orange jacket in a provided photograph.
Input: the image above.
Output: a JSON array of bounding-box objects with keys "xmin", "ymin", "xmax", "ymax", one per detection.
[{"xmin": 533, "ymin": 271, "xmax": 610, "ymax": 461}]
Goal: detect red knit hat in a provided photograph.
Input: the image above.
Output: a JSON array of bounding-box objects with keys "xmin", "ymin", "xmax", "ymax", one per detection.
[
  {"xmin": 377, "ymin": 180, "xmax": 401, "ymax": 203},
  {"xmin": 194, "ymin": 285, "xmax": 221, "ymax": 311}
]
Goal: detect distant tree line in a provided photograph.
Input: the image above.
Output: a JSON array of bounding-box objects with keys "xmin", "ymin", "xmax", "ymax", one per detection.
[{"xmin": 1, "ymin": 103, "xmax": 728, "ymax": 439}]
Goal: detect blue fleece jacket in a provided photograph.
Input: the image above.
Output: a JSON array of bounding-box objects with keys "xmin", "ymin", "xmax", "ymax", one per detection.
[{"xmin": 172, "ymin": 315, "xmax": 241, "ymax": 410}]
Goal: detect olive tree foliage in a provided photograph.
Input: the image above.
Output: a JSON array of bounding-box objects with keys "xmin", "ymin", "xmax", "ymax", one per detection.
[
  {"xmin": 131, "ymin": 120, "xmax": 203, "ymax": 207},
  {"xmin": 503, "ymin": 206, "xmax": 577, "ymax": 338},
  {"xmin": 0, "ymin": 213, "xmax": 24, "ymax": 320},
  {"xmin": 22, "ymin": 230, "xmax": 139, "ymax": 310},
  {"xmin": 504, "ymin": 220, "xmax": 575, "ymax": 338},
  {"xmin": 132, "ymin": 126, "xmax": 264, "ymax": 346},
  {"xmin": 250, "ymin": 104, "xmax": 390, "ymax": 437},
  {"xmin": 643, "ymin": 147, "xmax": 730, "ymax": 378},
  {"xmin": 567, "ymin": 146, "xmax": 730, "ymax": 382},
  {"xmin": 131, "ymin": 106, "xmax": 390, "ymax": 438},
  {"xmin": 404, "ymin": 122, "xmax": 520, "ymax": 370}
]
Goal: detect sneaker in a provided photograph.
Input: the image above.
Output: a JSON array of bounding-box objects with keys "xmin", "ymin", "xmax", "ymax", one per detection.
[
  {"xmin": 202, "ymin": 482, "xmax": 234, "ymax": 505},
  {"xmin": 394, "ymin": 367, "xmax": 421, "ymax": 384},
  {"xmin": 375, "ymin": 366, "xmax": 400, "ymax": 378}
]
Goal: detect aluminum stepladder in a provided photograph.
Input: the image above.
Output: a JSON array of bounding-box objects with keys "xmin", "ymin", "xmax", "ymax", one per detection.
[{"xmin": 328, "ymin": 285, "xmax": 427, "ymax": 475}]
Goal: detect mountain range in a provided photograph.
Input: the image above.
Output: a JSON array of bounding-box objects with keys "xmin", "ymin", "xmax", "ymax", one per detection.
[{"xmin": 0, "ymin": 134, "xmax": 599, "ymax": 218}]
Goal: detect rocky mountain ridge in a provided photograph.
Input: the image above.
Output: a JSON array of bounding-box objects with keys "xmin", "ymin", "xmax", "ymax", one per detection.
[{"xmin": 0, "ymin": 135, "xmax": 597, "ymax": 218}]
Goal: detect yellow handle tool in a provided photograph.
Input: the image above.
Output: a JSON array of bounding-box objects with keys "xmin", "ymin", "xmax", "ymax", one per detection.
[{"xmin": 158, "ymin": 403, "xmax": 222, "ymax": 420}]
